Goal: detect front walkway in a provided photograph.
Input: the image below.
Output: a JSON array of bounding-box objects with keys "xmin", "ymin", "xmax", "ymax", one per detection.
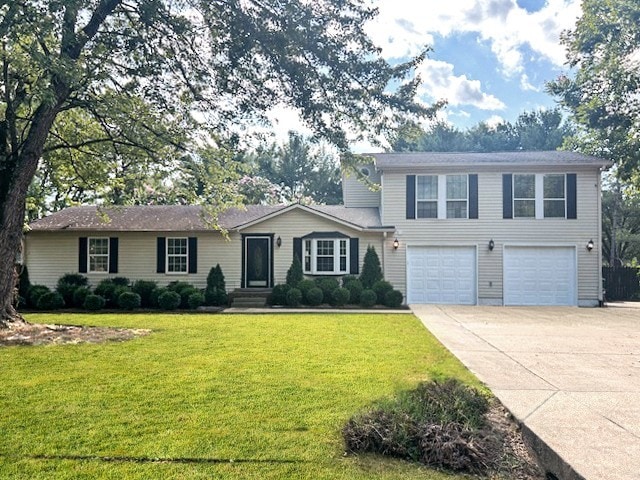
[{"xmin": 411, "ymin": 304, "xmax": 640, "ymax": 480}]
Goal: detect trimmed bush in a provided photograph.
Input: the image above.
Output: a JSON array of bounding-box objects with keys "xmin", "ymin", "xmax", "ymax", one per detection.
[
  {"xmin": 286, "ymin": 287, "xmax": 302, "ymax": 307},
  {"xmin": 56, "ymin": 273, "xmax": 89, "ymax": 305},
  {"xmin": 344, "ymin": 278, "xmax": 364, "ymax": 304},
  {"xmin": 150, "ymin": 287, "xmax": 168, "ymax": 308},
  {"xmin": 384, "ymin": 289, "xmax": 404, "ymax": 308},
  {"xmin": 18, "ymin": 266, "xmax": 31, "ymax": 303},
  {"xmin": 72, "ymin": 286, "xmax": 91, "ymax": 308},
  {"xmin": 132, "ymin": 280, "xmax": 158, "ymax": 308},
  {"xmin": 206, "ymin": 264, "xmax": 226, "ymax": 291},
  {"xmin": 158, "ymin": 290, "xmax": 181, "ymax": 310},
  {"xmin": 332, "ymin": 287, "xmax": 351, "ymax": 306},
  {"xmin": 373, "ymin": 280, "xmax": 394, "ymax": 304},
  {"xmin": 36, "ymin": 291, "xmax": 65, "ymax": 310},
  {"xmin": 305, "ymin": 287, "xmax": 324, "ymax": 306},
  {"xmin": 360, "ymin": 245, "xmax": 383, "ymax": 288},
  {"xmin": 167, "ymin": 281, "xmax": 193, "ymax": 294},
  {"xmin": 188, "ymin": 291, "xmax": 205, "ymax": 310},
  {"xmin": 94, "ymin": 279, "xmax": 118, "ymax": 307},
  {"xmin": 205, "ymin": 265, "xmax": 227, "ymax": 306},
  {"xmin": 341, "ymin": 275, "xmax": 358, "ymax": 287},
  {"xmin": 118, "ymin": 291, "xmax": 141, "ymax": 310},
  {"xmin": 83, "ymin": 294, "xmax": 106, "ymax": 311},
  {"xmin": 178, "ymin": 287, "xmax": 198, "ymax": 309},
  {"xmin": 286, "ymin": 257, "xmax": 304, "ymax": 287},
  {"xmin": 270, "ymin": 284, "xmax": 290, "ymax": 306},
  {"xmin": 315, "ymin": 277, "xmax": 340, "ymax": 299},
  {"xmin": 205, "ymin": 287, "xmax": 228, "ymax": 307},
  {"xmin": 360, "ymin": 289, "xmax": 377, "ymax": 307},
  {"xmin": 28, "ymin": 285, "xmax": 51, "ymax": 308},
  {"xmin": 111, "ymin": 276, "xmax": 131, "ymax": 287},
  {"xmin": 297, "ymin": 279, "xmax": 316, "ymax": 301}
]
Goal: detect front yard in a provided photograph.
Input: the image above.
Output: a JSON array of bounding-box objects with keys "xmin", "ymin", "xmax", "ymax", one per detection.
[{"xmin": 0, "ymin": 313, "xmax": 481, "ymax": 479}]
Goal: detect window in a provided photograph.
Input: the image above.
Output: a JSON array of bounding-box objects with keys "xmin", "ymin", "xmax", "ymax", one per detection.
[
  {"xmin": 544, "ymin": 174, "xmax": 566, "ymax": 217},
  {"xmin": 88, "ymin": 238, "xmax": 109, "ymax": 273},
  {"xmin": 446, "ymin": 175, "xmax": 468, "ymax": 219},
  {"xmin": 513, "ymin": 174, "xmax": 535, "ymax": 218},
  {"xmin": 167, "ymin": 237, "xmax": 188, "ymax": 273},
  {"xmin": 303, "ymin": 238, "xmax": 349, "ymax": 275},
  {"xmin": 416, "ymin": 175, "xmax": 438, "ymax": 218},
  {"xmin": 416, "ymin": 174, "xmax": 469, "ymax": 219}
]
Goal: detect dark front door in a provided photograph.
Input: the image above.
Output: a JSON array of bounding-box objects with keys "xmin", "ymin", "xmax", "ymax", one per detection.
[{"xmin": 245, "ymin": 237, "xmax": 271, "ymax": 288}]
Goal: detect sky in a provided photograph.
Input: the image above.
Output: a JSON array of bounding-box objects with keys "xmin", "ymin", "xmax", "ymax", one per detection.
[{"xmin": 266, "ymin": 0, "xmax": 583, "ymax": 151}]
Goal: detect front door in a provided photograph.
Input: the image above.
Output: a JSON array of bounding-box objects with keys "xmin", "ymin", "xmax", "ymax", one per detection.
[{"xmin": 244, "ymin": 236, "xmax": 272, "ymax": 288}]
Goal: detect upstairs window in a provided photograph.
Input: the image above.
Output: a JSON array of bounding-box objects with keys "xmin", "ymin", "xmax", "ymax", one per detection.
[
  {"xmin": 509, "ymin": 174, "xmax": 569, "ymax": 219},
  {"xmin": 446, "ymin": 175, "xmax": 468, "ymax": 219},
  {"xmin": 415, "ymin": 174, "xmax": 469, "ymax": 219},
  {"xmin": 416, "ymin": 175, "xmax": 438, "ymax": 219},
  {"xmin": 513, "ymin": 174, "xmax": 535, "ymax": 218},
  {"xmin": 544, "ymin": 174, "xmax": 566, "ymax": 218}
]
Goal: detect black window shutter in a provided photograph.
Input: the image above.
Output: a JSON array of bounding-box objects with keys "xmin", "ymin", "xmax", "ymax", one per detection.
[
  {"xmin": 78, "ymin": 237, "xmax": 88, "ymax": 273},
  {"xmin": 469, "ymin": 174, "xmax": 478, "ymax": 219},
  {"xmin": 406, "ymin": 175, "xmax": 416, "ymax": 219},
  {"xmin": 188, "ymin": 237, "xmax": 197, "ymax": 273},
  {"xmin": 502, "ymin": 174, "xmax": 513, "ymax": 219},
  {"xmin": 108, "ymin": 237, "xmax": 118, "ymax": 274},
  {"xmin": 293, "ymin": 237, "xmax": 302, "ymax": 262},
  {"xmin": 156, "ymin": 237, "xmax": 166, "ymax": 273},
  {"xmin": 349, "ymin": 238, "xmax": 359, "ymax": 274},
  {"xmin": 567, "ymin": 174, "xmax": 577, "ymax": 219}
]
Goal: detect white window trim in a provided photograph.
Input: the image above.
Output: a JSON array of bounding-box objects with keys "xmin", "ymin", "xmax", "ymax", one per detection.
[
  {"xmin": 166, "ymin": 237, "xmax": 189, "ymax": 275},
  {"xmin": 513, "ymin": 174, "xmax": 567, "ymax": 219},
  {"xmin": 416, "ymin": 175, "xmax": 438, "ymax": 219},
  {"xmin": 542, "ymin": 173, "xmax": 567, "ymax": 219},
  {"xmin": 88, "ymin": 237, "xmax": 109, "ymax": 274},
  {"xmin": 303, "ymin": 238, "xmax": 349, "ymax": 275},
  {"xmin": 416, "ymin": 174, "xmax": 469, "ymax": 219}
]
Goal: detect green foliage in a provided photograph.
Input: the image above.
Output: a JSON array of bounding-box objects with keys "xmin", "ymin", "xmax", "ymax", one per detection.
[
  {"xmin": 56, "ymin": 273, "xmax": 89, "ymax": 305},
  {"xmin": 373, "ymin": 280, "xmax": 394, "ymax": 305},
  {"xmin": 360, "ymin": 289, "xmax": 377, "ymax": 308},
  {"xmin": 36, "ymin": 292, "xmax": 65, "ymax": 310},
  {"xmin": 28, "ymin": 285, "xmax": 51, "ymax": 308},
  {"xmin": 360, "ymin": 246, "xmax": 383, "ymax": 288},
  {"xmin": 297, "ymin": 279, "xmax": 316, "ymax": 302},
  {"xmin": 331, "ymin": 287, "xmax": 351, "ymax": 307},
  {"xmin": 305, "ymin": 287, "xmax": 324, "ymax": 306},
  {"xmin": 118, "ymin": 291, "xmax": 142, "ymax": 310},
  {"xmin": 111, "ymin": 277, "xmax": 131, "ymax": 287},
  {"xmin": 166, "ymin": 281, "xmax": 194, "ymax": 294},
  {"xmin": 602, "ymin": 182, "xmax": 640, "ymax": 266},
  {"xmin": 83, "ymin": 294, "xmax": 106, "ymax": 311},
  {"xmin": 205, "ymin": 288, "xmax": 228, "ymax": 307},
  {"xmin": 187, "ymin": 291, "xmax": 205, "ymax": 310},
  {"xmin": 178, "ymin": 287, "xmax": 198, "ymax": 309},
  {"xmin": 72, "ymin": 287, "xmax": 92, "ymax": 309},
  {"xmin": 270, "ymin": 284, "xmax": 291, "ymax": 306},
  {"xmin": 131, "ymin": 280, "xmax": 158, "ymax": 308},
  {"xmin": 158, "ymin": 291, "xmax": 181, "ymax": 310},
  {"xmin": 341, "ymin": 275, "xmax": 357, "ymax": 287},
  {"xmin": 285, "ymin": 288, "xmax": 303, "ymax": 307},
  {"xmin": 344, "ymin": 278, "xmax": 364, "ymax": 304},
  {"xmin": 94, "ymin": 280, "xmax": 118, "ymax": 307},
  {"xmin": 315, "ymin": 277, "xmax": 340, "ymax": 299},
  {"xmin": 384, "ymin": 290, "xmax": 404, "ymax": 308},
  {"xmin": 206, "ymin": 265, "xmax": 226, "ymax": 291},
  {"xmin": 18, "ymin": 266, "xmax": 31, "ymax": 301},
  {"xmin": 205, "ymin": 265, "xmax": 227, "ymax": 306},
  {"xmin": 286, "ymin": 257, "xmax": 304, "ymax": 287},
  {"xmin": 150, "ymin": 288, "xmax": 168, "ymax": 309}
]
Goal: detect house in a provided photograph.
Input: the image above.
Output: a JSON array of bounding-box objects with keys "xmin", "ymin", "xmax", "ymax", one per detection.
[{"xmin": 24, "ymin": 151, "xmax": 611, "ymax": 306}]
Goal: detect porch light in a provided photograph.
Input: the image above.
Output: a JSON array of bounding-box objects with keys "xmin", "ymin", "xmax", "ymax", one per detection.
[
  {"xmin": 586, "ymin": 239, "xmax": 594, "ymax": 252},
  {"xmin": 488, "ymin": 239, "xmax": 495, "ymax": 251},
  {"xmin": 393, "ymin": 238, "xmax": 400, "ymax": 250},
  {"xmin": 276, "ymin": 236, "xmax": 282, "ymax": 248}
]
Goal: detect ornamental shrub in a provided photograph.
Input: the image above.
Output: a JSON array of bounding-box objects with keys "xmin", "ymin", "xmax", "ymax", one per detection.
[
  {"xmin": 167, "ymin": 281, "xmax": 193, "ymax": 294},
  {"xmin": 360, "ymin": 289, "xmax": 377, "ymax": 307},
  {"xmin": 315, "ymin": 277, "xmax": 340, "ymax": 299},
  {"xmin": 150, "ymin": 287, "xmax": 168, "ymax": 308},
  {"xmin": 205, "ymin": 287, "xmax": 228, "ymax": 307},
  {"xmin": 341, "ymin": 275, "xmax": 357, "ymax": 287},
  {"xmin": 28, "ymin": 285, "xmax": 51, "ymax": 308},
  {"xmin": 206, "ymin": 264, "xmax": 226, "ymax": 291},
  {"xmin": 56, "ymin": 273, "xmax": 89, "ymax": 305},
  {"xmin": 178, "ymin": 287, "xmax": 198, "ymax": 309},
  {"xmin": 111, "ymin": 276, "xmax": 131, "ymax": 287},
  {"xmin": 158, "ymin": 290, "xmax": 181, "ymax": 310},
  {"xmin": 18, "ymin": 266, "xmax": 31, "ymax": 303},
  {"xmin": 188, "ymin": 291, "xmax": 205, "ymax": 310},
  {"xmin": 205, "ymin": 264, "xmax": 227, "ymax": 305},
  {"xmin": 286, "ymin": 287, "xmax": 302, "ymax": 307},
  {"xmin": 72, "ymin": 286, "xmax": 91, "ymax": 308},
  {"xmin": 305, "ymin": 287, "xmax": 324, "ymax": 306},
  {"xmin": 270, "ymin": 284, "xmax": 290, "ymax": 306},
  {"xmin": 384, "ymin": 289, "xmax": 404, "ymax": 308},
  {"xmin": 373, "ymin": 280, "xmax": 394, "ymax": 304},
  {"xmin": 94, "ymin": 279, "xmax": 118, "ymax": 306},
  {"xmin": 286, "ymin": 256, "xmax": 304, "ymax": 287},
  {"xmin": 360, "ymin": 245, "xmax": 383, "ymax": 288},
  {"xmin": 118, "ymin": 291, "xmax": 141, "ymax": 310},
  {"xmin": 332, "ymin": 287, "xmax": 351, "ymax": 306},
  {"xmin": 132, "ymin": 280, "xmax": 158, "ymax": 308},
  {"xmin": 83, "ymin": 294, "xmax": 106, "ymax": 311},
  {"xmin": 344, "ymin": 278, "xmax": 364, "ymax": 304},
  {"xmin": 36, "ymin": 291, "xmax": 65, "ymax": 310},
  {"xmin": 297, "ymin": 279, "xmax": 316, "ymax": 301}
]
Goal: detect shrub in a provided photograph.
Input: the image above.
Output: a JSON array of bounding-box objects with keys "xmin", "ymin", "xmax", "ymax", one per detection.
[
  {"xmin": 206, "ymin": 264, "xmax": 226, "ymax": 291},
  {"xmin": 83, "ymin": 294, "xmax": 106, "ymax": 311},
  {"xmin": 373, "ymin": 280, "xmax": 393, "ymax": 304},
  {"xmin": 56, "ymin": 273, "xmax": 89, "ymax": 305},
  {"xmin": 344, "ymin": 278, "xmax": 364, "ymax": 304},
  {"xmin": 94, "ymin": 279, "xmax": 118, "ymax": 307},
  {"xmin": 18, "ymin": 266, "xmax": 31, "ymax": 303},
  {"xmin": 332, "ymin": 287, "xmax": 351, "ymax": 306},
  {"xmin": 270, "ymin": 284, "xmax": 290, "ymax": 306},
  {"xmin": 360, "ymin": 289, "xmax": 377, "ymax": 307},
  {"xmin": 384, "ymin": 289, "xmax": 404, "ymax": 308},
  {"xmin": 131, "ymin": 280, "xmax": 158, "ymax": 308},
  {"xmin": 36, "ymin": 291, "xmax": 65, "ymax": 310},
  {"xmin": 158, "ymin": 290, "xmax": 181, "ymax": 310},
  {"xmin": 167, "ymin": 281, "xmax": 194, "ymax": 294},
  {"xmin": 315, "ymin": 277, "xmax": 340, "ymax": 299},
  {"xmin": 28, "ymin": 285, "xmax": 51, "ymax": 308},
  {"xmin": 360, "ymin": 245, "xmax": 383, "ymax": 288},
  {"xmin": 205, "ymin": 287, "xmax": 228, "ymax": 307},
  {"xmin": 111, "ymin": 276, "xmax": 131, "ymax": 287},
  {"xmin": 341, "ymin": 275, "xmax": 357, "ymax": 287},
  {"xmin": 178, "ymin": 287, "xmax": 198, "ymax": 309},
  {"xmin": 297, "ymin": 279, "xmax": 316, "ymax": 301},
  {"xmin": 205, "ymin": 264, "xmax": 227, "ymax": 306},
  {"xmin": 305, "ymin": 287, "xmax": 324, "ymax": 306},
  {"xmin": 286, "ymin": 287, "xmax": 302, "ymax": 307},
  {"xmin": 118, "ymin": 291, "xmax": 141, "ymax": 310},
  {"xmin": 286, "ymin": 256, "xmax": 304, "ymax": 287},
  {"xmin": 72, "ymin": 287, "xmax": 91, "ymax": 308},
  {"xmin": 188, "ymin": 291, "xmax": 205, "ymax": 309},
  {"xmin": 150, "ymin": 287, "xmax": 168, "ymax": 308}
]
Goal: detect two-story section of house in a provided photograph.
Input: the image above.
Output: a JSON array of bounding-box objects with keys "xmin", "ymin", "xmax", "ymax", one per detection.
[{"xmin": 345, "ymin": 151, "xmax": 611, "ymax": 307}]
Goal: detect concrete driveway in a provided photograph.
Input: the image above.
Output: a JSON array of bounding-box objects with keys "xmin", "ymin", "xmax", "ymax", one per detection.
[{"xmin": 411, "ymin": 304, "xmax": 640, "ymax": 480}]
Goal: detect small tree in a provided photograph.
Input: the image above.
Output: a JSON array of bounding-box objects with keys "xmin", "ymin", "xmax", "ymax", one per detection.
[
  {"xmin": 205, "ymin": 264, "xmax": 228, "ymax": 306},
  {"xmin": 360, "ymin": 246, "xmax": 383, "ymax": 288},
  {"xmin": 286, "ymin": 257, "xmax": 304, "ymax": 287}
]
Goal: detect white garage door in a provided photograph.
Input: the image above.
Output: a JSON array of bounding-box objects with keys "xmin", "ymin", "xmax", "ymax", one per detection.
[
  {"xmin": 407, "ymin": 246, "xmax": 476, "ymax": 304},
  {"xmin": 504, "ymin": 246, "xmax": 577, "ymax": 306}
]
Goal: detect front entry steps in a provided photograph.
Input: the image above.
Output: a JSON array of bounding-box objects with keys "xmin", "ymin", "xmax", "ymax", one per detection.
[{"xmin": 229, "ymin": 288, "xmax": 272, "ymax": 308}]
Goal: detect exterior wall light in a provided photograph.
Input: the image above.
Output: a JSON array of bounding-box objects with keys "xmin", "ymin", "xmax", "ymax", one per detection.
[
  {"xmin": 587, "ymin": 239, "xmax": 594, "ymax": 252},
  {"xmin": 276, "ymin": 236, "xmax": 282, "ymax": 248},
  {"xmin": 393, "ymin": 238, "xmax": 400, "ymax": 250},
  {"xmin": 488, "ymin": 239, "xmax": 495, "ymax": 251}
]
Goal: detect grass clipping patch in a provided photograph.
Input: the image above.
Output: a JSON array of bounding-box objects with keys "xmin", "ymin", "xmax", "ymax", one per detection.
[{"xmin": 343, "ymin": 379, "xmax": 543, "ymax": 479}]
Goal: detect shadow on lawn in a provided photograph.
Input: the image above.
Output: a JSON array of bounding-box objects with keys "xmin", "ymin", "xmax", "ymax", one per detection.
[{"xmin": 8, "ymin": 453, "xmax": 306, "ymax": 465}]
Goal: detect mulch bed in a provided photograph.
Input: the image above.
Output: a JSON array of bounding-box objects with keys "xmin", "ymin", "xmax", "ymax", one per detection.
[{"xmin": 0, "ymin": 322, "xmax": 150, "ymax": 346}]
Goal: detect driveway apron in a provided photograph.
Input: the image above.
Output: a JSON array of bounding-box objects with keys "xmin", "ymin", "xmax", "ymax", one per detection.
[{"xmin": 411, "ymin": 304, "xmax": 640, "ymax": 480}]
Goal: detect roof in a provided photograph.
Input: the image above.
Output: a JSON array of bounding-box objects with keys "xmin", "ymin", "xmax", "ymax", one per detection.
[
  {"xmin": 369, "ymin": 151, "xmax": 612, "ymax": 169},
  {"xmin": 28, "ymin": 204, "xmax": 386, "ymax": 232}
]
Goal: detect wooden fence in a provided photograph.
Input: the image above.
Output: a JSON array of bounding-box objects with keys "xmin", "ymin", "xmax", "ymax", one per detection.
[{"xmin": 602, "ymin": 267, "xmax": 640, "ymax": 301}]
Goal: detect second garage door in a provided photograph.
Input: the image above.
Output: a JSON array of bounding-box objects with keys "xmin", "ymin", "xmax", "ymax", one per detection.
[{"xmin": 407, "ymin": 246, "xmax": 476, "ymax": 304}]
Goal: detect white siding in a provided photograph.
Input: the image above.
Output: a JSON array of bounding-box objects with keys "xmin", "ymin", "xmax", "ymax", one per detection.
[{"xmin": 342, "ymin": 166, "xmax": 381, "ymax": 208}]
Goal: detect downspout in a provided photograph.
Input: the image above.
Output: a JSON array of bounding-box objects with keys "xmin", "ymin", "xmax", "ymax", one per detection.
[{"xmin": 598, "ymin": 167, "xmax": 604, "ymax": 305}]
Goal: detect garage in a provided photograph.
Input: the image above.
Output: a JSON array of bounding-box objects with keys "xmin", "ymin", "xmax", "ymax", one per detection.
[
  {"xmin": 503, "ymin": 246, "xmax": 577, "ymax": 306},
  {"xmin": 407, "ymin": 246, "xmax": 476, "ymax": 304}
]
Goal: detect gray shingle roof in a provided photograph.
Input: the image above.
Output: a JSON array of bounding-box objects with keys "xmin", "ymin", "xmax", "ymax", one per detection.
[
  {"xmin": 28, "ymin": 204, "xmax": 384, "ymax": 232},
  {"xmin": 370, "ymin": 151, "xmax": 612, "ymax": 169}
]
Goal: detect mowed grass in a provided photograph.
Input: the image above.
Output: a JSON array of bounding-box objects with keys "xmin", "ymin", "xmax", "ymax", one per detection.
[{"xmin": 0, "ymin": 313, "xmax": 482, "ymax": 479}]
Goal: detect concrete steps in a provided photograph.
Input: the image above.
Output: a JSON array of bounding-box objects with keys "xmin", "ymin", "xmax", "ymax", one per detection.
[{"xmin": 229, "ymin": 288, "xmax": 271, "ymax": 308}]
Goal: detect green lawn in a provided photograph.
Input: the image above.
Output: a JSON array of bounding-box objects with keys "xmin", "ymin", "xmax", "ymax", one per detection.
[{"xmin": 0, "ymin": 313, "xmax": 482, "ymax": 479}]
